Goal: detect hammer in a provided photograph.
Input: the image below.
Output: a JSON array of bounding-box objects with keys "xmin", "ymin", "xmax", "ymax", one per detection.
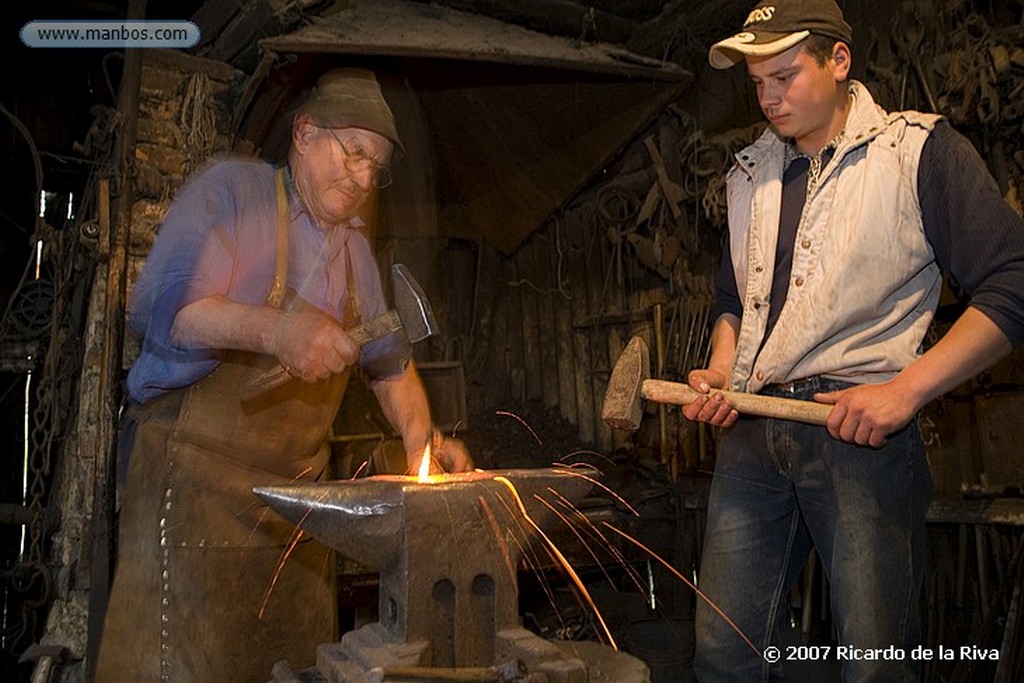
[
  {"xmin": 241, "ymin": 263, "xmax": 437, "ymax": 401},
  {"xmin": 601, "ymin": 336, "xmax": 831, "ymax": 430}
]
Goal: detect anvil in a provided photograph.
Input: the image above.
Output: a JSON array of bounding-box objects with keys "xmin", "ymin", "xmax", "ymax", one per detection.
[{"xmin": 256, "ymin": 468, "xmax": 606, "ymax": 682}]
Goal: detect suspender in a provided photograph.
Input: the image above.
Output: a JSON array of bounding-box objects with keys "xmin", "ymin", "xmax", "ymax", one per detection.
[
  {"xmin": 269, "ymin": 165, "xmax": 361, "ymax": 324},
  {"xmin": 267, "ymin": 167, "xmax": 289, "ymax": 308}
]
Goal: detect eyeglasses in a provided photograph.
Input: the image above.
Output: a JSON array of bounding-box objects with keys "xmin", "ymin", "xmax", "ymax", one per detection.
[{"xmin": 320, "ymin": 127, "xmax": 393, "ymax": 189}]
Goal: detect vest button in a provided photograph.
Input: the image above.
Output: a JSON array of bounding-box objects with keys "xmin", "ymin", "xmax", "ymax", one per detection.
[
  {"xmin": 801, "ymin": 240, "xmax": 811, "ymax": 249},
  {"xmin": 795, "ymin": 277, "xmax": 805, "ymax": 287},
  {"xmin": 755, "ymin": 265, "xmax": 764, "ymax": 273},
  {"xmin": 756, "ymin": 370, "xmax": 764, "ymax": 381},
  {"xmin": 753, "ymin": 302, "xmax": 761, "ymax": 309}
]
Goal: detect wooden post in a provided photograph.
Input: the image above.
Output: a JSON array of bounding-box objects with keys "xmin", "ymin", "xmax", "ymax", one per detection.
[{"xmin": 86, "ymin": 0, "xmax": 146, "ymax": 676}]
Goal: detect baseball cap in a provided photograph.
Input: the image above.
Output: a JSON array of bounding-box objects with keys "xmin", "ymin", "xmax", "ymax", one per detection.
[
  {"xmin": 296, "ymin": 68, "xmax": 403, "ymax": 152},
  {"xmin": 708, "ymin": 0, "xmax": 853, "ymax": 69}
]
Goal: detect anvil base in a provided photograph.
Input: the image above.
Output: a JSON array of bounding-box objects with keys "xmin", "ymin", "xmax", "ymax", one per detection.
[{"xmin": 269, "ymin": 623, "xmax": 649, "ymax": 682}]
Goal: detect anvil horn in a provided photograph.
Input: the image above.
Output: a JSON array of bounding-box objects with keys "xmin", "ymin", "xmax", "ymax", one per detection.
[{"xmin": 254, "ymin": 480, "xmax": 406, "ymax": 570}]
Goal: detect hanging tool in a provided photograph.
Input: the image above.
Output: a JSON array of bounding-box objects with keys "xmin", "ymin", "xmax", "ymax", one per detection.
[
  {"xmin": 891, "ymin": 15, "xmax": 939, "ymax": 113},
  {"xmin": 644, "ymin": 135, "xmax": 685, "ymax": 219}
]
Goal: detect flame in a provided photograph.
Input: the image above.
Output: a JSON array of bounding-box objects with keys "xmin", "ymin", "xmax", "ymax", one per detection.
[{"xmin": 417, "ymin": 440, "xmax": 433, "ymax": 482}]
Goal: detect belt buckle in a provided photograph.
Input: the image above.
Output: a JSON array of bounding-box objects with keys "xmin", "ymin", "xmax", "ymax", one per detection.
[
  {"xmin": 767, "ymin": 377, "xmax": 814, "ymax": 395},
  {"xmin": 775, "ymin": 380, "xmax": 799, "ymax": 394}
]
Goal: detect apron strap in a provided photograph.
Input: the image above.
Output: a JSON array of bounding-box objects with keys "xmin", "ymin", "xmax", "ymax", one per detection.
[
  {"xmin": 267, "ymin": 167, "xmax": 290, "ymax": 308},
  {"xmin": 342, "ymin": 241, "xmax": 362, "ymax": 328}
]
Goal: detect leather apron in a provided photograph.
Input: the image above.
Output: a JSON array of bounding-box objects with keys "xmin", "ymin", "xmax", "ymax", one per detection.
[{"xmin": 96, "ymin": 169, "xmax": 354, "ymax": 682}]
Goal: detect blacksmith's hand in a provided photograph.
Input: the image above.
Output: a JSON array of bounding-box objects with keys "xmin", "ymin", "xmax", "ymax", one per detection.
[
  {"xmin": 272, "ymin": 308, "xmax": 359, "ymax": 383},
  {"xmin": 412, "ymin": 430, "xmax": 474, "ymax": 474},
  {"xmin": 436, "ymin": 435, "xmax": 474, "ymax": 473}
]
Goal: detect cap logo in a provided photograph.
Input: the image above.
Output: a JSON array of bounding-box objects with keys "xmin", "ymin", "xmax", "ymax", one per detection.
[{"xmin": 744, "ymin": 6, "xmax": 776, "ymax": 27}]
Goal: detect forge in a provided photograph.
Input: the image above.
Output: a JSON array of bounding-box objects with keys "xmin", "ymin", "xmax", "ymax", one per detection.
[{"xmin": 255, "ymin": 467, "xmax": 649, "ymax": 683}]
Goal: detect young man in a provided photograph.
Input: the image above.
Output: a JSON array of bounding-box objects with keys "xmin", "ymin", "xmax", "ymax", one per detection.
[
  {"xmin": 96, "ymin": 68, "xmax": 472, "ymax": 681},
  {"xmin": 684, "ymin": 1, "xmax": 1023, "ymax": 679}
]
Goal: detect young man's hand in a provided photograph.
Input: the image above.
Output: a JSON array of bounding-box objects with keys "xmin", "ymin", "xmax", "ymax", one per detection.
[{"xmin": 682, "ymin": 368, "xmax": 739, "ymax": 428}]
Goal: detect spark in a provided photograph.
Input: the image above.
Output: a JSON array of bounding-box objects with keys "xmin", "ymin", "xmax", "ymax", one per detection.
[
  {"xmin": 533, "ymin": 494, "xmax": 621, "ymax": 589},
  {"xmin": 246, "ymin": 466, "xmax": 316, "ymax": 545},
  {"xmin": 493, "ymin": 476, "xmax": 617, "ymax": 650},
  {"xmin": 557, "ymin": 449, "xmax": 618, "ymax": 469},
  {"xmin": 478, "ymin": 483, "xmax": 588, "ymax": 641},
  {"xmin": 544, "ymin": 489, "xmax": 647, "ymax": 595},
  {"xmin": 602, "ymin": 522, "xmax": 761, "ymax": 657},
  {"xmin": 257, "ymin": 483, "xmax": 327, "ymax": 619},
  {"xmin": 350, "ymin": 460, "xmax": 369, "ymax": 479},
  {"xmin": 478, "ymin": 495, "xmax": 518, "ymax": 585},
  {"xmin": 259, "ymin": 526, "xmax": 306, "ymax": 620},
  {"xmin": 507, "ymin": 529, "xmax": 574, "ymax": 638},
  {"xmin": 553, "ymin": 468, "xmax": 640, "ymax": 517},
  {"xmin": 495, "ymin": 410, "xmax": 543, "ymax": 446},
  {"xmin": 483, "ymin": 484, "xmax": 554, "ymax": 587}
]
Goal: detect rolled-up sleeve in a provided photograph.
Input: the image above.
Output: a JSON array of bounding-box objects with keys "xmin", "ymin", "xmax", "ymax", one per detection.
[
  {"xmin": 126, "ymin": 163, "xmax": 252, "ymax": 401},
  {"xmin": 344, "ymin": 234, "xmax": 412, "ymax": 381}
]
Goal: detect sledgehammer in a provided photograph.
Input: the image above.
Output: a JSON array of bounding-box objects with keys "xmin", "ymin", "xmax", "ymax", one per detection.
[{"xmin": 601, "ymin": 336, "xmax": 831, "ymax": 431}]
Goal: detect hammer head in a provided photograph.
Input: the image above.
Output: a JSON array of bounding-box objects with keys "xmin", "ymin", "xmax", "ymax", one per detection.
[
  {"xmin": 392, "ymin": 263, "xmax": 438, "ymax": 342},
  {"xmin": 601, "ymin": 335, "xmax": 651, "ymax": 431}
]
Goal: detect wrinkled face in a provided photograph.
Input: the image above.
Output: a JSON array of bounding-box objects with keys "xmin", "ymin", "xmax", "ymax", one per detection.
[
  {"xmin": 746, "ymin": 40, "xmax": 850, "ymax": 154},
  {"xmin": 290, "ymin": 117, "xmax": 394, "ymax": 228}
]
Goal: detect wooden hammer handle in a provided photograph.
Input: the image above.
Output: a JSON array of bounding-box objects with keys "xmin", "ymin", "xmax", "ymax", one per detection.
[
  {"xmin": 642, "ymin": 379, "xmax": 831, "ymax": 426},
  {"xmin": 240, "ymin": 310, "xmax": 401, "ymax": 402}
]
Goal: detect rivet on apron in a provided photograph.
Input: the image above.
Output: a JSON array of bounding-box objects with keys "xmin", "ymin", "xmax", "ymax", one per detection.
[{"xmin": 161, "ymin": 545, "xmax": 171, "ymax": 677}]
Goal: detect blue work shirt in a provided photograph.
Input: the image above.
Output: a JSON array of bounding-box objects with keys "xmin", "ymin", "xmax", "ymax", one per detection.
[{"xmin": 126, "ymin": 157, "xmax": 407, "ymax": 403}]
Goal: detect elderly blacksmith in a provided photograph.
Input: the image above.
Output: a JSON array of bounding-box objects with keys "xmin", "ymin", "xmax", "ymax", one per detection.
[{"xmin": 95, "ymin": 68, "xmax": 472, "ymax": 681}]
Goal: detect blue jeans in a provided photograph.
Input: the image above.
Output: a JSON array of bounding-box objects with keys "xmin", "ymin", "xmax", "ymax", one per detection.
[{"xmin": 694, "ymin": 378, "xmax": 932, "ymax": 682}]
